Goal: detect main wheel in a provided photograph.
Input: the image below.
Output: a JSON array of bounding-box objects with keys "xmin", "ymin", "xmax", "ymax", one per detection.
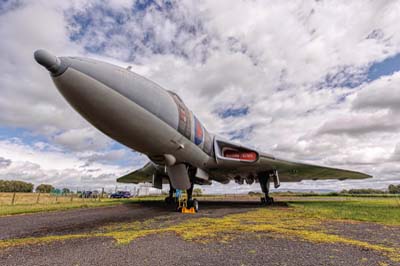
[
  {"xmin": 266, "ymin": 197, "xmax": 274, "ymax": 205},
  {"xmin": 260, "ymin": 197, "xmax": 266, "ymax": 204},
  {"xmin": 192, "ymin": 199, "xmax": 199, "ymax": 212},
  {"xmin": 165, "ymin": 196, "xmax": 173, "ymax": 204}
]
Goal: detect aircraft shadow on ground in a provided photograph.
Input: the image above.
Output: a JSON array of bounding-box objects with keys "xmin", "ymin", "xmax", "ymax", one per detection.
[{"xmin": 123, "ymin": 200, "xmax": 288, "ymax": 210}]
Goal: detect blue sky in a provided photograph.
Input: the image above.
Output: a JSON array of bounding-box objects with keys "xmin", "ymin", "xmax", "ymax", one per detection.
[
  {"xmin": 368, "ymin": 53, "xmax": 400, "ymax": 81},
  {"xmin": 0, "ymin": 1, "xmax": 400, "ymax": 192}
]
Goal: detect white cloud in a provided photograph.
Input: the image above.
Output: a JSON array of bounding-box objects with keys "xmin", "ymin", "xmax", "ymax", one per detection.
[
  {"xmin": 0, "ymin": 1, "xmax": 85, "ymax": 131},
  {"xmin": 317, "ymin": 111, "xmax": 399, "ymax": 136},
  {"xmin": 0, "ymin": 138, "xmax": 141, "ymax": 189},
  {"xmin": 1, "ymin": 1, "xmax": 400, "ymax": 191},
  {"xmin": 0, "ymin": 157, "xmax": 11, "ymax": 168},
  {"xmin": 353, "ymin": 71, "xmax": 400, "ymax": 112},
  {"xmin": 53, "ymin": 128, "xmax": 112, "ymax": 152}
]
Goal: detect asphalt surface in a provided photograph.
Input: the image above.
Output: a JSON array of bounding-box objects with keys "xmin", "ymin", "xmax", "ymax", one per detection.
[
  {"xmin": 0, "ymin": 200, "xmax": 398, "ymax": 266},
  {"xmin": 0, "ymin": 203, "xmax": 172, "ymax": 240},
  {"xmin": 0, "ymin": 201, "xmax": 261, "ymax": 240}
]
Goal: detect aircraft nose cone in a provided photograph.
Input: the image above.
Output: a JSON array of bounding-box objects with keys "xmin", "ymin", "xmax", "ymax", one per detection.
[{"xmin": 34, "ymin": 49, "xmax": 62, "ymax": 74}]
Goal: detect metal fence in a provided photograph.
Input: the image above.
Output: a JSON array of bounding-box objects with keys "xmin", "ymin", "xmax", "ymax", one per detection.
[{"xmin": 0, "ymin": 192, "xmax": 105, "ymax": 206}]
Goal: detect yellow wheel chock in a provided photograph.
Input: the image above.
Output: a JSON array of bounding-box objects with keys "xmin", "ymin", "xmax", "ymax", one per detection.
[
  {"xmin": 176, "ymin": 190, "xmax": 197, "ymax": 214},
  {"xmin": 182, "ymin": 206, "xmax": 196, "ymax": 213}
]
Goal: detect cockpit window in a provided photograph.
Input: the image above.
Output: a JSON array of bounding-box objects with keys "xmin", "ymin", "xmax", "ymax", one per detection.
[{"xmin": 167, "ymin": 90, "xmax": 183, "ymax": 103}]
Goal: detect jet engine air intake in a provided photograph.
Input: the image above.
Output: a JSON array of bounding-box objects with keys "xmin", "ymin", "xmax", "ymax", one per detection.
[
  {"xmin": 214, "ymin": 138, "xmax": 259, "ymax": 164},
  {"xmin": 223, "ymin": 148, "xmax": 257, "ymax": 162}
]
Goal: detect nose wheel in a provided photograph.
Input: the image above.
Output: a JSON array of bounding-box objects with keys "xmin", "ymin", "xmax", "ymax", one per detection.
[
  {"xmin": 188, "ymin": 199, "xmax": 199, "ymax": 212},
  {"xmin": 167, "ymin": 166, "xmax": 199, "ymax": 213},
  {"xmin": 175, "ymin": 190, "xmax": 198, "ymax": 213}
]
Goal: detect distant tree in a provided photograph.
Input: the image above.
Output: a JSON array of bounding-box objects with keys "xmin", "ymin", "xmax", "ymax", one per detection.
[
  {"xmin": 388, "ymin": 184, "xmax": 400, "ymax": 194},
  {"xmin": 36, "ymin": 184, "xmax": 54, "ymax": 193},
  {"xmin": 327, "ymin": 192, "xmax": 339, "ymax": 196},
  {"xmin": 248, "ymin": 191, "xmax": 262, "ymax": 196},
  {"xmin": 193, "ymin": 188, "xmax": 203, "ymax": 196},
  {"xmin": 346, "ymin": 188, "xmax": 385, "ymax": 195},
  {"xmin": 62, "ymin": 188, "xmax": 71, "ymax": 195},
  {"xmin": 0, "ymin": 180, "xmax": 34, "ymax": 192}
]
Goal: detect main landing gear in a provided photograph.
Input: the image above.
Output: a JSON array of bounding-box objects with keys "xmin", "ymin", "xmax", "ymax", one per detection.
[
  {"xmin": 258, "ymin": 170, "xmax": 280, "ymax": 206},
  {"xmin": 165, "ymin": 169, "xmax": 199, "ymax": 213},
  {"xmin": 164, "ymin": 182, "xmax": 176, "ymax": 204},
  {"xmin": 183, "ymin": 179, "xmax": 199, "ymax": 212}
]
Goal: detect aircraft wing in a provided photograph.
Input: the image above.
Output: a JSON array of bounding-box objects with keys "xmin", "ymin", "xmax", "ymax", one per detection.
[
  {"xmin": 257, "ymin": 153, "xmax": 371, "ymax": 182},
  {"xmin": 211, "ymin": 138, "xmax": 372, "ymax": 183},
  {"xmin": 118, "ymin": 140, "xmax": 371, "ymax": 185},
  {"xmin": 117, "ymin": 162, "xmax": 156, "ymax": 184}
]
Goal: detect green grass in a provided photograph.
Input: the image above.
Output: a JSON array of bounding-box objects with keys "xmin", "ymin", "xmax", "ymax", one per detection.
[
  {"xmin": 0, "ymin": 200, "xmax": 124, "ymax": 216},
  {"xmin": 1, "ymin": 193, "xmax": 399, "ymax": 225},
  {"xmin": 289, "ymin": 197, "xmax": 400, "ymax": 225},
  {"xmin": 0, "ymin": 193, "xmax": 167, "ymax": 217}
]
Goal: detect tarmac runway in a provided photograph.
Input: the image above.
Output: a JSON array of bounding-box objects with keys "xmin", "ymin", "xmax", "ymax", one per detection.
[{"xmin": 0, "ymin": 200, "xmax": 399, "ymax": 266}]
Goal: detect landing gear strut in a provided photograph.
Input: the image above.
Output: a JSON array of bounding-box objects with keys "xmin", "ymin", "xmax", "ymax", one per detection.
[
  {"xmin": 258, "ymin": 171, "xmax": 274, "ymax": 205},
  {"xmin": 165, "ymin": 181, "xmax": 176, "ymax": 204},
  {"xmin": 166, "ymin": 166, "xmax": 199, "ymax": 213},
  {"xmin": 186, "ymin": 167, "xmax": 199, "ymax": 212}
]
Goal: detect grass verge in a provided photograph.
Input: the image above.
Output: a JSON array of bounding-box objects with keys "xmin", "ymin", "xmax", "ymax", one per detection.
[
  {"xmin": 288, "ymin": 197, "xmax": 400, "ymax": 225},
  {"xmin": 0, "ymin": 200, "xmax": 123, "ymax": 216},
  {"xmin": 0, "ymin": 196, "xmax": 166, "ymax": 217}
]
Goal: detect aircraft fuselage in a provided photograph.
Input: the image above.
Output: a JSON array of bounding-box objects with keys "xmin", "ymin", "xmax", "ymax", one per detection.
[{"xmin": 35, "ymin": 50, "xmax": 231, "ymax": 188}]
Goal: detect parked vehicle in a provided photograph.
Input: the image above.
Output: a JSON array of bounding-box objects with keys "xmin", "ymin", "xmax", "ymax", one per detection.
[
  {"xmin": 79, "ymin": 191, "xmax": 99, "ymax": 198},
  {"xmin": 110, "ymin": 191, "xmax": 131, "ymax": 198},
  {"xmin": 80, "ymin": 191, "xmax": 93, "ymax": 198}
]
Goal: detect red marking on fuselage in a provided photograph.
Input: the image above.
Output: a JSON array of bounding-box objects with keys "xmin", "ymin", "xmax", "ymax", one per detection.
[
  {"xmin": 196, "ymin": 119, "xmax": 203, "ymax": 139},
  {"xmin": 224, "ymin": 150, "xmax": 257, "ymax": 161}
]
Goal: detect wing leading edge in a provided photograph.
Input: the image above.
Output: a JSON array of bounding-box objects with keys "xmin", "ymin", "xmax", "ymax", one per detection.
[
  {"xmin": 258, "ymin": 154, "xmax": 372, "ymax": 182},
  {"xmin": 117, "ymin": 151, "xmax": 371, "ymax": 185},
  {"xmin": 117, "ymin": 162, "xmax": 156, "ymax": 184}
]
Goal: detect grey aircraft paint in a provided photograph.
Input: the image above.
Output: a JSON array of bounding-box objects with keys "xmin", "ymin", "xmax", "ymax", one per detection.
[{"xmin": 34, "ymin": 49, "xmax": 371, "ymax": 193}]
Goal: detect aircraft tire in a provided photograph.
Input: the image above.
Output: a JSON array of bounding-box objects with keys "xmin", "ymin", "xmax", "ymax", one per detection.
[
  {"xmin": 192, "ymin": 199, "xmax": 199, "ymax": 212},
  {"xmin": 165, "ymin": 196, "xmax": 176, "ymax": 205},
  {"xmin": 266, "ymin": 197, "xmax": 274, "ymax": 205},
  {"xmin": 260, "ymin": 197, "xmax": 266, "ymax": 204}
]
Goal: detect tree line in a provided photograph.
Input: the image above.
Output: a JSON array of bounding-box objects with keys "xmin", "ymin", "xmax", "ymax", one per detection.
[
  {"xmin": 340, "ymin": 184, "xmax": 400, "ymax": 194},
  {"xmin": 0, "ymin": 180, "xmax": 34, "ymax": 192},
  {"xmin": 0, "ymin": 180, "xmax": 54, "ymax": 193},
  {"xmin": 388, "ymin": 184, "xmax": 400, "ymax": 194},
  {"xmin": 1, "ymin": 179, "xmax": 400, "ymax": 194}
]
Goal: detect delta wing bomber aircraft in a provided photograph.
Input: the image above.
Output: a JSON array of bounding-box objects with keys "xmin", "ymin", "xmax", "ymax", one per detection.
[{"xmin": 34, "ymin": 49, "xmax": 371, "ymax": 211}]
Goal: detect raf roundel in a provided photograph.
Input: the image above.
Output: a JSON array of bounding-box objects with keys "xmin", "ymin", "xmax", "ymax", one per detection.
[{"xmin": 194, "ymin": 116, "xmax": 204, "ymax": 146}]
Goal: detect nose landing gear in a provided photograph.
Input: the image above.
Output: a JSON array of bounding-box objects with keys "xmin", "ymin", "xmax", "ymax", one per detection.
[
  {"xmin": 175, "ymin": 189, "xmax": 198, "ymax": 213},
  {"xmin": 165, "ymin": 173, "xmax": 199, "ymax": 213}
]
